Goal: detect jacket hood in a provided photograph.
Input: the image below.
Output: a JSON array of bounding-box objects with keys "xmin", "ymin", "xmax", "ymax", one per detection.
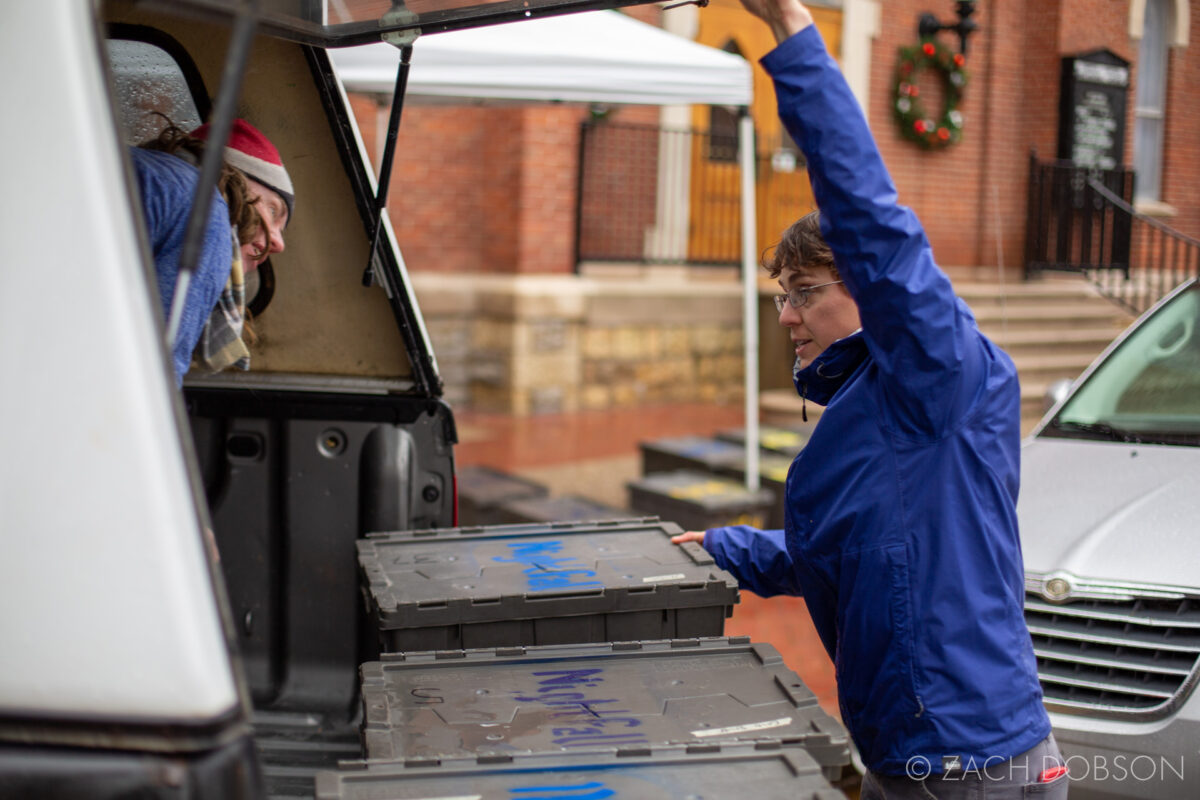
[
  {"xmin": 792, "ymin": 329, "xmax": 868, "ymax": 406},
  {"xmin": 1019, "ymin": 437, "xmax": 1200, "ymax": 590}
]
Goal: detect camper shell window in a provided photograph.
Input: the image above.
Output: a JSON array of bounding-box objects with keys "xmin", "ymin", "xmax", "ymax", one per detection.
[{"xmin": 107, "ymin": 28, "xmax": 208, "ymax": 145}]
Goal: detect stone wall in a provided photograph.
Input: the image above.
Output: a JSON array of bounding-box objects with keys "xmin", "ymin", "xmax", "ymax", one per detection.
[{"xmin": 413, "ymin": 270, "xmax": 748, "ymax": 415}]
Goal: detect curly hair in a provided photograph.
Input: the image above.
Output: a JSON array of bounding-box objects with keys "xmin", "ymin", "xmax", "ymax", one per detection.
[
  {"xmin": 139, "ymin": 117, "xmax": 264, "ymax": 253},
  {"xmin": 763, "ymin": 209, "xmax": 838, "ymax": 280},
  {"xmin": 140, "ymin": 117, "xmax": 265, "ymax": 342}
]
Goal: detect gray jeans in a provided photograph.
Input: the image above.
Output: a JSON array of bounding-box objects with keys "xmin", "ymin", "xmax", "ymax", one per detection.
[{"xmin": 860, "ymin": 735, "xmax": 1069, "ymax": 799}]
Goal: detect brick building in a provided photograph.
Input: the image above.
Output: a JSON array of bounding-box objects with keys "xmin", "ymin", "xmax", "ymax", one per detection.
[{"xmin": 349, "ymin": 0, "xmax": 1200, "ymax": 414}]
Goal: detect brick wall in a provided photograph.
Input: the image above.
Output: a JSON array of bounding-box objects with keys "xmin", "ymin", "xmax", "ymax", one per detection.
[
  {"xmin": 353, "ymin": 4, "xmax": 1200, "ymax": 277},
  {"xmin": 577, "ymin": 120, "xmax": 663, "ymax": 261},
  {"xmin": 874, "ymin": 0, "xmax": 1200, "ymax": 272},
  {"xmin": 869, "ymin": 0, "xmax": 1098, "ymax": 271},
  {"xmin": 1163, "ymin": 2, "xmax": 1200, "ymax": 236},
  {"xmin": 357, "ymin": 99, "xmax": 661, "ymax": 274}
]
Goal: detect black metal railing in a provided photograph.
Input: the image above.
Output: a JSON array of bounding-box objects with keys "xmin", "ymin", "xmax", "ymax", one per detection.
[
  {"xmin": 1025, "ymin": 154, "xmax": 1134, "ymax": 278},
  {"xmin": 576, "ymin": 121, "xmax": 678, "ymax": 264},
  {"xmin": 575, "ymin": 121, "xmax": 807, "ymax": 267},
  {"xmin": 1083, "ymin": 178, "xmax": 1200, "ymax": 316},
  {"xmin": 1025, "ymin": 153, "xmax": 1200, "ymax": 316}
]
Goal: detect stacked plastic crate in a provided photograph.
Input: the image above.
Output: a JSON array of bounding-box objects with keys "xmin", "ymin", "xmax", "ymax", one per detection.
[
  {"xmin": 457, "ymin": 464, "xmax": 628, "ymax": 527},
  {"xmin": 629, "ymin": 425, "xmax": 814, "ymax": 530},
  {"xmin": 320, "ymin": 504, "xmax": 849, "ymax": 797},
  {"xmin": 318, "ymin": 637, "xmax": 848, "ymax": 799}
]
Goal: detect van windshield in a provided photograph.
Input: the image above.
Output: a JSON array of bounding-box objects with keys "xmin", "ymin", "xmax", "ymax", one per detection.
[{"xmin": 1045, "ymin": 282, "xmax": 1200, "ymax": 445}]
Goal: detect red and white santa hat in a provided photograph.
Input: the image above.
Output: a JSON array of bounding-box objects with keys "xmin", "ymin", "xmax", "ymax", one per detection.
[{"xmin": 192, "ymin": 118, "xmax": 294, "ymax": 222}]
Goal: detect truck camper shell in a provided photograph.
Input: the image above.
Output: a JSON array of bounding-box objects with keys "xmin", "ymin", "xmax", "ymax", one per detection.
[{"xmin": 0, "ymin": 3, "xmax": 809, "ymax": 799}]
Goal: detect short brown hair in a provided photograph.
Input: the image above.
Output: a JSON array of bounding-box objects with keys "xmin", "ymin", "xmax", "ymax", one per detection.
[{"xmin": 763, "ymin": 210, "xmax": 838, "ymax": 280}]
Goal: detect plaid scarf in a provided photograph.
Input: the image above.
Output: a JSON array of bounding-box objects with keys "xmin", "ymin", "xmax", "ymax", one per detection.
[{"xmin": 194, "ymin": 225, "xmax": 251, "ymax": 373}]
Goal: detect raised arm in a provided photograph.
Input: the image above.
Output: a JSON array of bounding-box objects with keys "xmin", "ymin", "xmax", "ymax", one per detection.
[
  {"xmin": 737, "ymin": 0, "xmax": 813, "ymax": 42},
  {"xmin": 741, "ymin": 0, "xmax": 991, "ymax": 434}
]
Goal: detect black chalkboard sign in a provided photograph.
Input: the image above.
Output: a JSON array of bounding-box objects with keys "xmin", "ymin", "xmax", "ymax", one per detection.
[{"xmin": 1058, "ymin": 50, "xmax": 1130, "ymax": 169}]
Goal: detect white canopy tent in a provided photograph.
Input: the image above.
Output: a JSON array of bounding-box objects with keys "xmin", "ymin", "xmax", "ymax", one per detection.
[
  {"xmin": 331, "ymin": 11, "xmax": 764, "ymax": 490},
  {"xmin": 331, "ymin": 10, "xmax": 751, "ymax": 106}
]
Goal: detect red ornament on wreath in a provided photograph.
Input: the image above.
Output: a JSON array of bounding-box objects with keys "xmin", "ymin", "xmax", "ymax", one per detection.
[{"xmin": 892, "ymin": 37, "xmax": 968, "ymax": 150}]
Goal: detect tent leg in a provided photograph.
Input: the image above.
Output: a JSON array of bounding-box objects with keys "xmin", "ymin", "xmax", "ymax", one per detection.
[{"xmin": 739, "ymin": 108, "xmax": 760, "ymax": 493}]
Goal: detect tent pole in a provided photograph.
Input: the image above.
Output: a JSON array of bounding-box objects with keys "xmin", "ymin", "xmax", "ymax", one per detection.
[{"xmin": 738, "ymin": 107, "xmax": 760, "ymax": 493}]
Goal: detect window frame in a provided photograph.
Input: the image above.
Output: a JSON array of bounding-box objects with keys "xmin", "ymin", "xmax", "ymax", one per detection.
[{"xmin": 1133, "ymin": 0, "xmax": 1170, "ymax": 204}]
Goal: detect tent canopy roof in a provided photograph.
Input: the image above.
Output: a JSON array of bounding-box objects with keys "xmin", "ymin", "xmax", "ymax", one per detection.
[{"xmin": 331, "ymin": 10, "xmax": 752, "ymax": 107}]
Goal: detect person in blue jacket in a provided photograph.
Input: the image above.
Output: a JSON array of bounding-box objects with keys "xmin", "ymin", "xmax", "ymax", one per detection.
[
  {"xmin": 133, "ymin": 118, "xmax": 293, "ymax": 384},
  {"xmin": 131, "ymin": 144, "xmax": 233, "ymax": 383},
  {"xmin": 672, "ymin": 1, "xmax": 1066, "ymax": 797}
]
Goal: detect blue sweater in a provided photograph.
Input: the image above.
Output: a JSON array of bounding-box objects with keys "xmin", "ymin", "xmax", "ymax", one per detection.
[
  {"xmin": 130, "ymin": 147, "xmax": 231, "ymax": 384},
  {"xmin": 704, "ymin": 27, "xmax": 1049, "ymax": 775}
]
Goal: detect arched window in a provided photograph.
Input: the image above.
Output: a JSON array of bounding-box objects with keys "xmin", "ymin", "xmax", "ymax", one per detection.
[
  {"xmin": 706, "ymin": 40, "xmax": 743, "ymax": 163},
  {"xmin": 1133, "ymin": 0, "xmax": 1170, "ymax": 202}
]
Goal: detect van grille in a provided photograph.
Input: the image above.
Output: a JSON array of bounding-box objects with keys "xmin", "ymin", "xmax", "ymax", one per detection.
[{"xmin": 1024, "ymin": 595, "xmax": 1200, "ymax": 718}]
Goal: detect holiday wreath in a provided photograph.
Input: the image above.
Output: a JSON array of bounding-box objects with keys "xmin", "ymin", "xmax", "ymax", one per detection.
[{"xmin": 893, "ymin": 39, "xmax": 968, "ymax": 149}]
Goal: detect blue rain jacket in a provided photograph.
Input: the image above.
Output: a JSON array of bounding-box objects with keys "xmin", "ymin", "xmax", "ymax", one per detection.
[
  {"xmin": 131, "ymin": 147, "xmax": 232, "ymax": 384},
  {"xmin": 704, "ymin": 27, "xmax": 1049, "ymax": 775}
]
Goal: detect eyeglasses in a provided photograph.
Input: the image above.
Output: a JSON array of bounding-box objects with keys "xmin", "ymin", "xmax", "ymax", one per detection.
[{"xmin": 773, "ymin": 280, "xmax": 844, "ymax": 312}]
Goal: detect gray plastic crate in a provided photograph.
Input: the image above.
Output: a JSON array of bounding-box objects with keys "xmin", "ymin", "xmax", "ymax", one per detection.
[
  {"xmin": 359, "ymin": 636, "xmax": 849, "ymax": 780},
  {"xmin": 316, "ymin": 742, "xmax": 846, "ymax": 800},
  {"xmin": 457, "ymin": 465, "xmax": 549, "ymax": 527},
  {"xmin": 716, "ymin": 424, "xmax": 814, "ymax": 458},
  {"xmin": 490, "ymin": 494, "xmax": 632, "ymax": 525},
  {"xmin": 627, "ymin": 470, "xmax": 774, "ymax": 532},
  {"xmin": 714, "ymin": 453, "xmax": 794, "ymax": 529},
  {"xmin": 358, "ymin": 519, "xmax": 739, "ymax": 652},
  {"xmin": 639, "ymin": 435, "xmax": 747, "ymax": 475}
]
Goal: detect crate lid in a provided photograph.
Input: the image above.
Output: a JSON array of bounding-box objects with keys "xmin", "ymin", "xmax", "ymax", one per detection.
[
  {"xmin": 358, "ymin": 519, "xmax": 739, "ymax": 627},
  {"xmin": 360, "ymin": 637, "xmax": 848, "ymax": 766},
  {"xmin": 498, "ymin": 494, "xmax": 630, "ymax": 523},
  {"xmin": 717, "ymin": 425, "xmax": 814, "ymax": 457},
  {"xmin": 640, "ymin": 435, "xmax": 747, "ymax": 465},
  {"xmin": 457, "ymin": 465, "xmax": 549, "ymax": 507},
  {"xmin": 627, "ymin": 470, "xmax": 775, "ymax": 511},
  {"xmin": 719, "ymin": 452, "xmax": 795, "ymax": 485},
  {"xmin": 316, "ymin": 741, "xmax": 845, "ymax": 799}
]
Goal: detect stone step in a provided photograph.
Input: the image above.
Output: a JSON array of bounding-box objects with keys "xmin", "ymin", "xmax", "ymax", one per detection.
[
  {"xmin": 954, "ymin": 281, "xmax": 1107, "ymax": 305},
  {"xmin": 759, "ymin": 272, "xmax": 1133, "ymax": 438},
  {"xmin": 970, "ymin": 302, "xmax": 1128, "ymax": 330},
  {"xmin": 1009, "ymin": 351, "xmax": 1097, "ymax": 380},
  {"xmin": 983, "ymin": 324, "xmax": 1116, "ymax": 344},
  {"xmin": 987, "ymin": 325, "xmax": 1124, "ymax": 355},
  {"xmin": 763, "ymin": 386, "xmax": 1051, "ymax": 438}
]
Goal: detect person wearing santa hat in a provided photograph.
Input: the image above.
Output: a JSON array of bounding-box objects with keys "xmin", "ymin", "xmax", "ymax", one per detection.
[
  {"xmin": 191, "ymin": 118, "xmax": 293, "ymax": 271},
  {"xmin": 131, "ymin": 118, "xmax": 293, "ymax": 383}
]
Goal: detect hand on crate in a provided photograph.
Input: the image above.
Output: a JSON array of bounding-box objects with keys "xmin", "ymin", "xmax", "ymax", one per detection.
[{"xmin": 670, "ymin": 530, "xmax": 707, "ymax": 547}]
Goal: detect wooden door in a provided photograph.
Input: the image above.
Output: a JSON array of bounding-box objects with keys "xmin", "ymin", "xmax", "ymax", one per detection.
[{"xmin": 688, "ymin": 0, "xmax": 843, "ymax": 262}]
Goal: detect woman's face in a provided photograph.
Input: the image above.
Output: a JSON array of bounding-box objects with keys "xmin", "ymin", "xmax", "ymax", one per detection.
[
  {"xmin": 240, "ymin": 177, "xmax": 288, "ymax": 271},
  {"xmin": 777, "ymin": 264, "xmax": 861, "ymax": 371}
]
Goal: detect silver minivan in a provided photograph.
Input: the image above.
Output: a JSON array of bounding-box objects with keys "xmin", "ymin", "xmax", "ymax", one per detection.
[{"xmin": 1019, "ymin": 278, "xmax": 1200, "ymax": 799}]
